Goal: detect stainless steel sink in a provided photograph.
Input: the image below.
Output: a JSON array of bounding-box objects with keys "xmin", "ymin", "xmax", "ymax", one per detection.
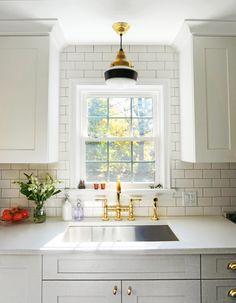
[{"xmin": 63, "ymin": 225, "xmax": 178, "ymax": 242}]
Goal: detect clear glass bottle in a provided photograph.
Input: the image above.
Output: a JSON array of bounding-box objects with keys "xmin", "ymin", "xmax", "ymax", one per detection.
[{"xmin": 73, "ymin": 200, "xmax": 84, "ymax": 221}]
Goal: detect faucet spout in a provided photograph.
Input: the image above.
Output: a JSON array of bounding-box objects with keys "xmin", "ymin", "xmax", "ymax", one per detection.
[{"xmin": 116, "ymin": 175, "xmax": 121, "ymax": 206}]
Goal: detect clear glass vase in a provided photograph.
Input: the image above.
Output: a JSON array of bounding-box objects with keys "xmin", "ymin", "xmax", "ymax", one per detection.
[{"xmin": 33, "ymin": 203, "xmax": 46, "ymax": 223}]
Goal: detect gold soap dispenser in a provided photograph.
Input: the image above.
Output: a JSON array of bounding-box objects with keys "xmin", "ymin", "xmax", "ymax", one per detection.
[{"xmin": 151, "ymin": 197, "xmax": 159, "ymax": 221}]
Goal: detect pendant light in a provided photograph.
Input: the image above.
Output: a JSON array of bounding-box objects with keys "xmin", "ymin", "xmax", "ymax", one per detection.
[{"xmin": 104, "ymin": 22, "xmax": 138, "ymax": 88}]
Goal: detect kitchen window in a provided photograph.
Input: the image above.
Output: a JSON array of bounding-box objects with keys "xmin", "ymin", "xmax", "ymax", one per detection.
[{"xmin": 70, "ymin": 82, "xmax": 170, "ymax": 188}]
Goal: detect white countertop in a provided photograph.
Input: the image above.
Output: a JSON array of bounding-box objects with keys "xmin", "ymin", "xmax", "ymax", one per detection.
[{"xmin": 0, "ymin": 216, "xmax": 236, "ymax": 255}]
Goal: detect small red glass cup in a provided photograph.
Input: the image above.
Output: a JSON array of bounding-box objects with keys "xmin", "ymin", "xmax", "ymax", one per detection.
[
  {"xmin": 100, "ymin": 183, "xmax": 106, "ymax": 190},
  {"xmin": 93, "ymin": 183, "xmax": 99, "ymax": 190}
]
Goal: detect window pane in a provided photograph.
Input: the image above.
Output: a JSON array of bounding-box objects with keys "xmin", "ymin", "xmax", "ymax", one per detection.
[
  {"xmin": 133, "ymin": 141, "xmax": 155, "ymax": 161},
  {"xmin": 132, "ymin": 119, "xmax": 153, "ymax": 136},
  {"xmin": 109, "ymin": 163, "xmax": 131, "ymax": 182},
  {"xmin": 109, "ymin": 97, "xmax": 131, "ymax": 117},
  {"xmin": 132, "ymin": 97, "xmax": 153, "ymax": 117},
  {"xmin": 88, "ymin": 97, "xmax": 107, "ymax": 116},
  {"xmin": 86, "ymin": 162, "xmax": 107, "ymax": 182},
  {"xmin": 108, "ymin": 118, "xmax": 130, "ymax": 137},
  {"xmin": 88, "ymin": 117, "xmax": 107, "ymax": 137},
  {"xmin": 109, "ymin": 141, "xmax": 131, "ymax": 161},
  {"xmin": 133, "ymin": 162, "xmax": 155, "ymax": 182},
  {"xmin": 86, "ymin": 142, "xmax": 107, "ymax": 161}
]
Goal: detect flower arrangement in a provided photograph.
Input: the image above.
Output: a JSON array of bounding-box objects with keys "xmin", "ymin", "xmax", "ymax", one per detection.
[{"xmin": 14, "ymin": 173, "xmax": 61, "ymax": 223}]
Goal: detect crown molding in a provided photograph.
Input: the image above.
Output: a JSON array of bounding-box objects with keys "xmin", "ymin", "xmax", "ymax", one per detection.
[{"xmin": 0, "ymin": 19, "xmax": 66, "ymax": 49}]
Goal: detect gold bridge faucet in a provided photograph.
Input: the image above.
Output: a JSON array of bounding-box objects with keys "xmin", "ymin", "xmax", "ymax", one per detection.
[{"xmin": 97, "ymin": 176, "xmax": 141, "ymax": 221}]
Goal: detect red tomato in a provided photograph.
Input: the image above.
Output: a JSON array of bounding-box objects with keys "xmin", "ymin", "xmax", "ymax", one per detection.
[
  {"xmin": 21, "ymin": 209, "xmax": 29, "ymax": 219},
  {"xmin": 2, "ymin": 212, "xmax": 13, "ymax": 221},
  {"xmin": 2, "ymin": 209, "xmax": 10, "ymax": 215},
  {"xmin": 12, "ymin": 212, "xmax": 23, "ymax": 222}
]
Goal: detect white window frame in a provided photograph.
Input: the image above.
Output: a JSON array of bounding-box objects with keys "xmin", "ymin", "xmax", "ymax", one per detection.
[{"xmin": 70, "ymin": 79, "xmax": 170, "ymax": 189}]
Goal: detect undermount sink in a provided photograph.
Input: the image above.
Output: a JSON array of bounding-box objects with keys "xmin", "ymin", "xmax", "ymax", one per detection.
[{"xmin": 62, "ymin": 225, "xmax": 178, "ymax": 242}]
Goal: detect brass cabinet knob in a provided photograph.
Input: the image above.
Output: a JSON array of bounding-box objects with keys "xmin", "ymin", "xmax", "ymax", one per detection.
[
  {"xmin": 228, "ymin": 262, "xmax": 236, "ymax": 270},
  {"xmin": 113, "ymin": 286, "xmax": 118, "ymax": 295},
  {"xmin": 228, "ymin": 289, "xmax": 236, "ymax": 297},
  {"xmin": 127, "ymin": 286, "xmax": 132, "ymax": 295}
]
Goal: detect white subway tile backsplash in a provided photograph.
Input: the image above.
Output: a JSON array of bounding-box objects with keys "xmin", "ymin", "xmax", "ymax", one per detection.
[
  {"xmin": 176, "ymin": 179, "xmax": 194, "ymax": 188},
  {"xmin": 0, "ymin": 44, "xmax": 236, "ymax": 217},
  {"xmin": 198, "ymin": 197, "xmax": 212, "ymax": 206},
  {"xmin": 85, "ymin": 52, "xmax": 102, "ymax": 61},
  {"xmin": 213, "ymin": 179, "xmax": 230, "ymax": 188},
  {"xmin": 167, "ymin": 207, "xmax": 185, "ymax": 216},
  {"xmin": 147, "ymin": 45, "xmax": 165, "ymax": 52},
  {"xmin": 2, "ymin": 189, "xmax": 19, "ymax": 198},
  {"xmin": 94, "ymin": 45, "xmax": 111, "ymax": 52},
  {"xmin": 175, "ymin": 161, "xmax": 193, "ymax": 169},
  {"xmin": 2, "ymin": 170, "xmax": 19, "ymax": 179},
  {"xmin": 203, "ymin": 188, "xmax": 221, "ymax": 197},
  {"xmin": 203, "ymin": 169, "xmax": 221, "ymax": 179},
  {"xmin": 221, "ymin": 170, "xmax": 236, "ymax": 178},
  {"xmin": 64, "ymin": 45, "xmax": 76, "ymax": 53},
  {"xmin": 138, "ymin": 53, "xmax": 156, "ymax": 61},
  {"xmin": 185, "ymin": 170, "xmax": 202, "ymax": 179},
  {"xmin": 66, "ymin": 70, "xmax": 84, "ymax": 78},
  {"xmin": 213, "ymin": 197, "xmax": 230, "ymax": 206},
  {"xmin": 129, "ymin": 45, "xmax": 147, "ymax": 52},
  {"xmin": 204, "ymin": 207, "xmax": 222, "ymax": 216},
  {"xmin": 67, "ymin": 53, "xmax": 84, "ymax": 61},
  {"xmin": 76, "ymin": 45, "xmax": 93, "ymax": 52},
  {"xmin": 186, "ymin": 207, "xmax": 203, "ymax": 216},
  {"xmin": 194, "ymin": 179, "xmax": 212, "ymax": 188},
  {"xmin": 222, "ymin": 188, "xmax": 236, "ymax": 197}
]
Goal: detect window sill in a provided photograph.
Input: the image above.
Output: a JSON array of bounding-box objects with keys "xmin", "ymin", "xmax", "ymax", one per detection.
[{"xmin": 65, "ymin": 188, "xmax": 175, "ymax": 199}]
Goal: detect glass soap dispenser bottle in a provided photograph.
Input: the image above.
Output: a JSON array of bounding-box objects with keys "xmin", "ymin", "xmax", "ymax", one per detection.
[{"xmin": 73, "ymin": 199, "xmax": 84, "ymax": 221}]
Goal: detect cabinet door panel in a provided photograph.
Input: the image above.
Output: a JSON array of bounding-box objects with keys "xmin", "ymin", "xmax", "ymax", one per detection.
[
  {"xmin": 0, "ymin": 255, "xmax": 41, "ymax": 303},
  {"xmin": 122, "ymin": 280, "xmax": 200, "ymax": 303},
  {"xmin": 194, "ymin": 36, "xmax": 236, "ymax": 162},
  {"xmin": 202, "ymin": 280, "xmax": 236, "ymax": 303},
  {"xmin": 0, "ymin": 36, "xmax": 58, "ymax": 163},
  {"xmin": 43, "ymin": 281, "xmax": 121, "ymax": 303}
]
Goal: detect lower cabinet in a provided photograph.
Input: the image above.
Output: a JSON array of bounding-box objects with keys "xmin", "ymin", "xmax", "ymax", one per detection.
[
  {"xmin": 201, "ymin": 254, "xmax": 236, "ymax": 303},
  {"xmin": 43, "ymin": 280, "xmax": 200, "ymax": 303},
  {"xmin": 0, "ymin": 255, "xmax": 41, "ymax": 303},
  {"xmin": 42, "ymin": 254, "xmax": 201, "ymax": 303}
]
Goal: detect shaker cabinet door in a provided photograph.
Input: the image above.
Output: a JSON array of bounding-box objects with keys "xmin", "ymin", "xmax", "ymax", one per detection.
[
  {"xmin": 193, "ymin": 36, "xmax": 236, "ymax": 162},
  {"xmin": 0, "ymin": 35, "xmax": 59, "ymax": 163},
  {"xmin": 122, "ymin": 280, "xmax": 200, "ymax": 303},
  {"xmin": 43, "ymin": 281, "xmax": 121, "ymax": 303},
  {"xmin": 0, "ymin": 255, "xmax": 41, "ymax": 303}
]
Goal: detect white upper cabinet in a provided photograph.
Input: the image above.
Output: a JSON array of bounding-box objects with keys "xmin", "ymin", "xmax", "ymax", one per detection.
[
  {"xmin": 0, "ymin": 19, "xmax": 64, "ymax": 163},
  {"xmin": 175, "ymin": 20, "xmax": 236, "ymax": 162}
]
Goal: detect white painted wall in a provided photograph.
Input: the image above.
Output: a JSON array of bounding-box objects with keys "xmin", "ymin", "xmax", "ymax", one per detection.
[{"xmin": 0, "ymin": 44, "xmax": 236, "ymax": 217}]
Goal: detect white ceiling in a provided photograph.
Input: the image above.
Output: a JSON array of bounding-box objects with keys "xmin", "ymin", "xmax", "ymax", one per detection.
[{"xmin": 0, "ymin": 0, "xmax": 236, "ymax": 44}]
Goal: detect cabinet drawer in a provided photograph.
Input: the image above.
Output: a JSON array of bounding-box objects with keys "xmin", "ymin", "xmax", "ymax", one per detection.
[
  {"xmin": 202, "ymin": 255, "xmax": 236, "ymax": 279},
  {"xmin": 43, "ymin": 254, "xmax": 200, "ymax": 280},
  {"xmin": 202, "ymin": 280, "xmax": 236, "ymax": 303}
]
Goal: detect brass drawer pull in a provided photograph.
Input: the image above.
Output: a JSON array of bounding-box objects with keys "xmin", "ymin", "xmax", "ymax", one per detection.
[
  {"xmin": 228, "ymin": 262, "xmax": 236, "ymax": 270},
  {"xmin": 127, "ymin": 286, "xmax": 132, "ymax": 296},
  {"xmin": 113, "ymin": 285, "xmax": 118, "ymax": 295},
  {"xmin": 228, "ymin": 289, "xmax": 236, "ymax": 297}
]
